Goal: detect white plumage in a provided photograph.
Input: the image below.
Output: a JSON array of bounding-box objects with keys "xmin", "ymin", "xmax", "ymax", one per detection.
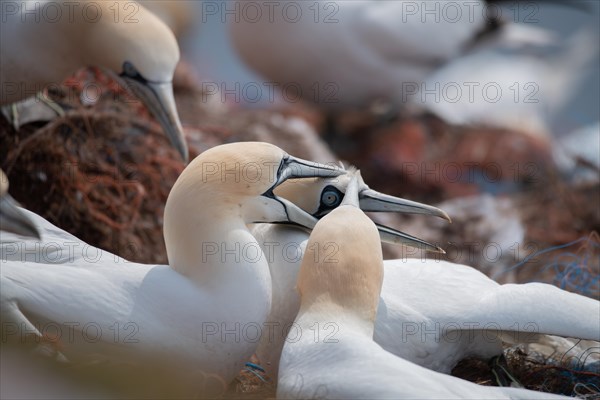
[
  {"xmin": 254, "ymin": 173, "xmax": 600, "ymax": 378},
  {"xmin": 277, "ymin": 172, "xmax": 570, "ymax": 399},
  {"xmin": 0, "ymin": 143, "xmax": 343, "ymax": 396},
  {"xmin": 230, "ymin": 0, "xmax": 488, "ymax": 110}
]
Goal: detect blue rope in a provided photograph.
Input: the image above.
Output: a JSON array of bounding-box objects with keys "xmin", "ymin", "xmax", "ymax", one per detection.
[
  {"xmin": 500, "ymin": 236, "xmax": 599, "ymax": 297},
  {"xmin": 245, "ymin": 362, "xmax": 265, "ymax": 372}
]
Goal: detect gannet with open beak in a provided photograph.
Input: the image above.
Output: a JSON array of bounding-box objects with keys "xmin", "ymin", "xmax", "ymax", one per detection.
[
  {"xmin": 0, "ymin": 169, "xmax": 40, "ymax": 239},
  {"xmin": 277, "ymin": 173, "xmax": 569, "ymax": 399},
  {"xmin": 0, "ymin": 0, "xmax": 188, "ymax": 160},
  {"xmin": 253, "ymin": 170, "xmax": 600, "ymax": 377},
  {"xmin": 252, "ymin": 170, "xmax": 449, "ymax": 378},
  {"xmin": 0, "ymin": 142, "xmax": 343, "ymax": 396}
]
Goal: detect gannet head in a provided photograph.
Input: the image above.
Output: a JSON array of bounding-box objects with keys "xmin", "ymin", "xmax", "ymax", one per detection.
[
  {"xmin": 85, "ymin": 3, "xmax": 187, "ymax": 161},
  {"xmin": 297, "ymin": 171, "xmax": 384, "ymax": 324},
  {"xmin": 275, "ymin": 167, "xmax": 449, "ymax": 252},
  {"xmin": 0, "ymin": 170, "xmax": 40, "ymax": 239},
  {"xmin": 164, "ymin": 142, "xmax": 344, "ymax": 267}
]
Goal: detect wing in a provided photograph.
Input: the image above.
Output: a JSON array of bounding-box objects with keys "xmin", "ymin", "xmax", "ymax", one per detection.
[
  {"xmin": 382, "ymin": 259, "xmax": 599, "ymax": 341},
  {"xmin": 1, "ymin": 208, "xmax": 129, "ymax": 265},
  {"xmin": 352, "ymin": 0, "xmax": 487, "ymax": 63},
  {"xmin": 466, "ymin": 282, "xmax": 599, "ymax": 341}
]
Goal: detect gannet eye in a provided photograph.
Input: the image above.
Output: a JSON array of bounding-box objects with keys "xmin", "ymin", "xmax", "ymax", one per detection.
[
  {"xmin": 321, "ymin": 188, "xmax": 341, "ymax": 207},
  {"xmin": 122, "ymin": 61, "xmax": 137, "ymax": 77}
]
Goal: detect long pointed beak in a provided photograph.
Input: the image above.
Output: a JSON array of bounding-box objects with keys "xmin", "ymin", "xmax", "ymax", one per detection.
[
  {"xmin": 360, "ymin": 189, "xmax": 451, "ymax": 222},
  {"xmin": 247, "ymin": 193, "xmax": 319, "ymax": 231},
  {"xmin": 376, "ymin": 223, "xmax": 444, "ymax": 253},
  {"xmin": 340, "ymin": 173, "xmax": 360, "ymax": 208},
  {"xmin": 255, "ymin": 156, "xmax": 344, "ymax": 230},
  {"xmin": 273, "ymin": 195, "xmax": 320, "ymax": 230},
  {"xmin": 0, "ymin": 195, "xmax": 40, "ymax": 239},
  {"xmin": 276, "ymin": 156, "xmax": 344, "ymax": 186},
  {"xmin": 122, "ymin": 78, "xmax": 189, "ymax": 163}
]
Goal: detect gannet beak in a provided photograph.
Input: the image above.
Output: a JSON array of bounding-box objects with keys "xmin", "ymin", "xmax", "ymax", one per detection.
[
  {"xmin": 251, "ymin": 155, "xmax": 344, "ymax": 230},
  {"xmin": 275, "ymin": 155, "xmax": 344, "ymax": 186},
  {"xmin": 340, "ymin": 173, "xmax": 360, "ymax": 208},
  {"xmin": 376, "ymin": 223, "xmax": 444, "ymax": 253},
  {"xmin": 257, "ymin": 193, "xmax": 320, "ymax": 230},
  {"xmin": 0, "ymin": 195, "xmax": 40, "ymax": 239},
  {"xmin": 245, "ymin": 192, "xmax": 319, "ymax": 229},
  {"xmin": 358, "ymin": 188, "xmax": 448, "ymax": 252},
  {"xmin": 360, "ymin": 189, "xmax": 451, "ymax": 222},
  {"xmin": 120, "ymin": 77, "xmax": 189, "ymax": 162}
]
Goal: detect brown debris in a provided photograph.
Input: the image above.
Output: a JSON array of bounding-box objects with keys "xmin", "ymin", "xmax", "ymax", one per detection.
[
  {"xmin": 328, "ymin": 114, "xmax": 557, "ymax": 202},
  {"xmin": 0, "ymin": 67, "xmax": 186, "ymax": 264},
  {"xmin": 224, "ymin": 357, "xmax": 276, "ymax": 399},
  {"xmin": 452, "ymin": 346, "xmax": 600, "ymax": 397}
]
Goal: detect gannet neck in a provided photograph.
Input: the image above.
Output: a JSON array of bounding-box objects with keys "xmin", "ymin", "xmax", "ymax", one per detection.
[
  {"xmin": 164, "ymin": 196, "xmax": 252, "ymax": 280},
  {"xmin": 163, "ymin": 150, "xmax": 268, "ymax": 282},
  {"xmin": 163, "ymin": 142, "xmax": 342, "ymax": 281},
  {"xmin": 296, "ymin": 297, "xmax": 376, "ymax": 339},
  {"xmin": 297, "ymin": 206, "xmax": 383, "ymax": 329}
]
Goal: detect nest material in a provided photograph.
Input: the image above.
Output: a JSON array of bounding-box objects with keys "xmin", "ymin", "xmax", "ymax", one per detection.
[
  {"xmin": 452, "ymin": 346, "xmax": 600, "ymax": 397},
  {"xmin": 0, "ymin": 67, "xmax": 187, "ymax": 264}
]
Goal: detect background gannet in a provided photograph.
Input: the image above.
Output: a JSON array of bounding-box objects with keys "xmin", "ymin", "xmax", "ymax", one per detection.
[
  {"xmin": 411, "ymin": 27, "xmax": 599, "ymax": 138},
  {"xmin": 0, "ymin": 169, "xmax": 40, "ymax": 239},
  {"xmin": 230, "ymin": 0, "xmax": 487, "ymax": 111},
  {"xmin": 0, "ymin": 142, "xmax": 342, "ymax": 397},
  {"xmin": 277, "ymin": 173, "xmax": 569, "ymax": 399},
  {"xmin": 0, "ymin": 0, "xmax": 188, "ymax": 160},
  {"xmin": 253, "ymin": 172, "xmax": 600, "ymax": 378}
]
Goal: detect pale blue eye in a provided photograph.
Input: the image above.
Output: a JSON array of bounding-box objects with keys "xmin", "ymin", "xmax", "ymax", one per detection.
[{"xmin": 321, "ymin": 190, "xmax": 341, "ymax": 207}]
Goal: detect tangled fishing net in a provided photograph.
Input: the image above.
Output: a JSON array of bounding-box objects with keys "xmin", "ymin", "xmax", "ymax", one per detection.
[{"xmin": 0, "ymin": 67, "xmax": 191, "ymax": 264}]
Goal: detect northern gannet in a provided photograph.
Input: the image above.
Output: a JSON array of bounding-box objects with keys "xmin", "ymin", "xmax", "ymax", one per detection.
[
  {"xmin": 252, "ymin": 170, "xmax": 449, "ymax": 378},
  {"xmin": 0, "ymin": 169, "xmax": 40, "ymax": 239},
  {"xmin": 0, "ymin": 0, "xmax": 188, "ymax": 160},
  {"xmin": 0, "ymin": 142, "xmax": 343, "ymax": 397},
  {"xmin": 277, "ymin": 172, "xmax": 569, "ymax": 399},
  {"xmin": 411, "ymin": 27, "xmax": 598, "ymax": 138},
  {"xmin": 253, "ymin": 172, "xmax": 600, "ymax": 378},
  {"xmin": 230, "ymin": 1, "xmax": 488, "ymax": 111}
]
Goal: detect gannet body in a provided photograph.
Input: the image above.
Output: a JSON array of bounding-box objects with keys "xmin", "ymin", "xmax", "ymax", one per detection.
[
  {"xmin": 254, "ymin": 174, "xmax": 600, "ymax": 378},
  {"xmin": 277, "ymin": 173, "xmax": 568, "ymax": 399},
  {"xmin": 230, "ymin": 0, "xmax": 487, "ymax": 110},
  {"xmin": 412, "ymin": 27, "xmax": 598, "ymax": 137},
  {"xmin": 0, "ymin": 169, "xmax": 40, "ymax": 239},
  {"xmin": 0, "ymin": 143, "xmax": 343, "ymax": 396},
  {"xmin": 0, "ymin": 0, "xmax": 188, "ymax": 160},
  {"xmin": 253, "ymin": 171, "xmax": 449, "ymax": 377},
  {"xmin": 374, "ymin": 260, "xmax": 600, "ymax": 372}
]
